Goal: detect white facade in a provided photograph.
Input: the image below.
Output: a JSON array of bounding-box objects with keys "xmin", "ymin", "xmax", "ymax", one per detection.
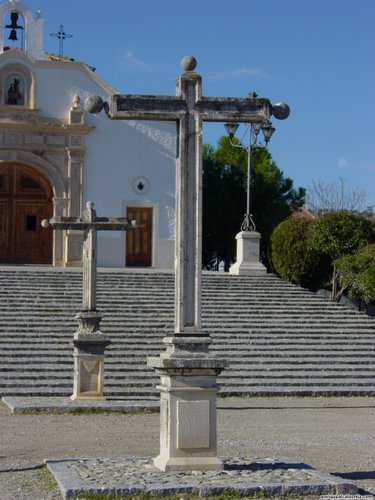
[{"xmin": 0, "ymin": 0, "xmax": 175, "ymax": 268}]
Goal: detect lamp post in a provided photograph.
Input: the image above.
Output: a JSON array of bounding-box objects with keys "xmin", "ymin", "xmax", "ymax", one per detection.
[
  {"xmin": 225, "ymin": 93, "xmax": 290, "ymax": 275},
  {"xmin": 224, "ymin": 94, "xmax": 275, "ymax": 232}
]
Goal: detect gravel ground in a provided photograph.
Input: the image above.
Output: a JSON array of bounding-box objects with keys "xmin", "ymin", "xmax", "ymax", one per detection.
[{"xmin": 0, "ymin": 396, "xmax": 374, "ymax": 499}]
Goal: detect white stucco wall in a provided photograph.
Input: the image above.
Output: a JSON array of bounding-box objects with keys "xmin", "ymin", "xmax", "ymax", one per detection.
[
  {"xmin": 1, "ymin": 54, "xmax": 176, "ymax": 267},
  {"xmin": 0, "ymin": 0, "xmax": 176, "ymax": 268}
]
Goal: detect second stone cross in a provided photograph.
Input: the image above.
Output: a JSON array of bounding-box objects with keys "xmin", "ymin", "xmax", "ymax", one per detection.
[{"xmin": 42, "ymin": 201, "xmax": 136, "ymax": 400}]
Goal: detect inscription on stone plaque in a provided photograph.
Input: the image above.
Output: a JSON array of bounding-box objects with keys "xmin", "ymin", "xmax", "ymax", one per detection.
[{"xmin": 177, "ymin": 400, "xmax": 210, "ymax": 449}]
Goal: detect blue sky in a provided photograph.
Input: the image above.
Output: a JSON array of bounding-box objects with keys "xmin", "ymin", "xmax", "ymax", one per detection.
[{"xmin": 12, "ymin": 0, "xmax": 375, "ymax": 208}]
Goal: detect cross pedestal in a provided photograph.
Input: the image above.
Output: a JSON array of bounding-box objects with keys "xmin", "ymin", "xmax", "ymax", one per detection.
[
  {"xmin": 148, "ymin": 336, "xmax": 226, "ymax": 471},
  {"xmin": 42, "ymin": 201, "xmax": 135, "ymax": 400},
  {"xmin": 71, "ymin": 311, "xmax": 108, "ymax": 401},
  {"xmin": 229, "ymin": 231, "xmax": 267, "ymax": 275},
  {"xmin": 86, "ymin": 55, "xmax": 288, "ymax": 471}
]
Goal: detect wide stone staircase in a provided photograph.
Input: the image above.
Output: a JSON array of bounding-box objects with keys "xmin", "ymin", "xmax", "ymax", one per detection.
[{"xmin": 0, "ymin": 266, "xmax": 375, "ymax": 400}]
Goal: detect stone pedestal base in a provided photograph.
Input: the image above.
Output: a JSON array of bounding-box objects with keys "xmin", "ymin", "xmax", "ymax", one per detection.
[
  {"xmin": 148, "ymin": 335, "xmax": 227, "ymax": 472},
  {"xmin": 71, "ymin": 312, "xmax": 111, "ymax": 401},
  {"xmin": 229, "ymin": 231, "xmax": 267, "ymax": 276}
]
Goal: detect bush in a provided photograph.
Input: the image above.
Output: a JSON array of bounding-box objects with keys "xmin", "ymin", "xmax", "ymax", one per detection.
[
  {"xmin": 309, "ymin": 211, "xmax": 375, "ymax": 299},
  {"xmin": 271, "ymin": 211, "xmax": 375, "ymax": 297},
  {"xmin": 335, "ymin": 243, "xmax": 375, "ymax": 303},
  {"xmin": 270, "ymin": 217, "xmax": 329, "ymax": 289}
]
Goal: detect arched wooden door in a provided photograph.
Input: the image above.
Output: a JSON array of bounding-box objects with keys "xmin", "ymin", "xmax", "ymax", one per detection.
[{"xmin": 0, "ymin": 163, "xmax": 53, "ymax": 264}]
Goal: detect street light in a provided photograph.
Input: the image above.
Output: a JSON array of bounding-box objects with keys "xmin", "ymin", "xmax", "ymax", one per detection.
[
  {"xmin": 224, "ymin": 112, "xmax": 275, "ymax": 231},
  {"xmin": 224, "ymin": 95, "xmax": 290, "ymax": 276}
]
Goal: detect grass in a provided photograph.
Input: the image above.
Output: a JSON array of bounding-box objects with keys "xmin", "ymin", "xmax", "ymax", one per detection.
[
  {"xmin": 74, "ymin": 493, "xmax": 244, "ymax": 500},
  {"xmin": 34, "ymin": 465, "xmax": 59, "ymax": 494},
  {"xmin": 73, "ymin": 490, "xmax": 323, "ymax": 499}
]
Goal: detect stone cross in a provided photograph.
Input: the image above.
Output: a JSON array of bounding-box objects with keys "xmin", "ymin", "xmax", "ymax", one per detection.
[
  {"xmin": 42, "ymin": 201, "xmax": 136, "ymax": 400},
  {"xmin": 43, "ymin": 201, "xmax": 135, "ymax": 311},
  {"xmin": 86, "ymin": 56, "xmax": 276, "ymax": 336},
  {"xmin": 85, "ymin": 56, "xmax": 288, "ymax": 471}
]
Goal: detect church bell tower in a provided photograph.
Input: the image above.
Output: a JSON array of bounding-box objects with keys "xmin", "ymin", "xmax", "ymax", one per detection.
[{"xmin": 0, "ymin": 0, "xmax": 46, "ymax": 59}]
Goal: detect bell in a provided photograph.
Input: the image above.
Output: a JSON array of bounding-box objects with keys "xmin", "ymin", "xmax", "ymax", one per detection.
[
  {"xmin": 7, "ymin": 12, "xmax": 22, "ymax": 29},
  {"xmin": 6, "ymin": 11, "xmax": 23, "ymax": 41},
  {"xmin": 8, "ymin": 29, "xmax": 17, "ymax": 41}
]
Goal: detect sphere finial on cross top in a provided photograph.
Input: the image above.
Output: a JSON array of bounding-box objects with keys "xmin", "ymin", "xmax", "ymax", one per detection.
[{"xmin": 181, "ymin": 55, "xmax": 197, "ymax": 72}]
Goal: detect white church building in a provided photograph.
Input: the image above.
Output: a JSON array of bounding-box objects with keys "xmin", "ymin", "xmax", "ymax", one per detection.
[{"xmin": 0, "ymin": 0, "xmax": 176, "ymax": 268}]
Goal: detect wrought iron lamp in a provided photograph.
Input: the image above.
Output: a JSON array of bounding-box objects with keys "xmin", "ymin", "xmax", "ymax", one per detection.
[{"xmin": 224, "ymin": 106, "xmax": 275, "ymax": 231}]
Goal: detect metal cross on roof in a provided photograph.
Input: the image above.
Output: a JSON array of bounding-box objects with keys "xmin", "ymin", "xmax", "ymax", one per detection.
[{"xmin": 50, "ymin": 24, "xmax": 73, "ymax": 56}]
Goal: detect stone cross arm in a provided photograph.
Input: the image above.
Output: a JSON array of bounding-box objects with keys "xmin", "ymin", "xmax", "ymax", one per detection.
[
  {"xmin": 41, "ymin": 216, "xmax": 135, "ymax": 231},
  {"xmin": 42, "ymin": 200, "xmax": 136, "ymax": 232},
  {"xmin": 104, "ymin": 94, "xmax": 273, "ymax": 123}
]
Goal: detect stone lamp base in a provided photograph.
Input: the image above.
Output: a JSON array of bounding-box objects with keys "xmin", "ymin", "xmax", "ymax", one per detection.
[{"xmin": 229, "ymin": 231, "xmax": 267, "ymax": 276}]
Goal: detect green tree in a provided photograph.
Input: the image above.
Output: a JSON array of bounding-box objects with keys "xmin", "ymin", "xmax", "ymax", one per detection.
[
  {"xmin": 270, "ymin": 217, "xmax": 329, "ymax": 289},
  {"xmin": 309, "ymin": 211, "xmax": 375, "ymax": 299},
  {"xmin": 202, "ymin": 142, "xmax": 244, "ymax": 268},
  {"xmin": 251, "ymin": 147, "xmax": 306, "ymax": 249},
  {"xmin": 335, "ymin": 243, "xmax": 375, "ymax": 304},
  {"xmin": 202, "ymin": 136, "xmax": 305, "ymax": 269}
]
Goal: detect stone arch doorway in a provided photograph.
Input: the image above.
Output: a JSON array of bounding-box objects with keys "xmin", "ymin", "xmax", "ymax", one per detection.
[{"xmin": 0, "ymin": 163, "xmax": 53, "ymax": 264}]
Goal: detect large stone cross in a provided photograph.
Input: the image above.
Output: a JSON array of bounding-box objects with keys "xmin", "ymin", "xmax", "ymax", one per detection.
[
  {"xmin": 86, "ymin": 56, "xmax": 281, "ymax": 336},
  {"xmin": 42, "ymin": 201, "xmax": 136, "ymax": 400},
  {"xmin": 85, "ymin": 56, "xmax": 289, "ymax": 471}
]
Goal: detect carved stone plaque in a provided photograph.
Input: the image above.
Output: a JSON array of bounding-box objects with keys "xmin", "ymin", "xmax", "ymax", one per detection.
[{"xmin": 177, "ymin": 400, "xmax": 210, "ymax": 449}]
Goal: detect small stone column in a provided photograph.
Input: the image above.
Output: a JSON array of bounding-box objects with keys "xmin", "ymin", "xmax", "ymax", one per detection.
[
  {"xmin": 229, "ymin": 231, "xmax": 267, "ymax": 275},
  {"xmin": 51, "ymin": 197, "xmax": 67, "ymax": 266}
]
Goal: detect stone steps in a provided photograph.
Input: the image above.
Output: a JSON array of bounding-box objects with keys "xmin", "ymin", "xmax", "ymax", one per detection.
[
  {"xmin": 2, "ymin": 369, "xmax": 374, "ymax": 379},
  {"xmin": 1, "ymin": 325, "xmax": 373, "ymax": 333},
  {"xmin": 2, "ymin": 386, "xmax": 375, "ymax": 398},
  {"xmin": 218, "ymin": 387, "xmax": 375, "ymax": 397},
  {"xmin": 0, "ymin": 267, "xmax": 374, "ymax": 398},
  {"xmin": 0, "ymin": 344, "xmax": 374, "ymax": 352},
  {"xmin": 1, "ymin": 340, "xmax": 374, "ymax": 348},
  {"xmin": 1, "ymin": 361, "xmax": 373, "ymax": 371},
  {"xmin": 0, "ymin": 309, "xmax": 370, "ymax": 318}
]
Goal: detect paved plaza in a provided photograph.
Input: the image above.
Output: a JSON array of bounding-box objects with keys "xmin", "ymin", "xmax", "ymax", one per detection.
[{"xmin": 0, "ymin": 396, "xmax": 374, "ymax": 498}]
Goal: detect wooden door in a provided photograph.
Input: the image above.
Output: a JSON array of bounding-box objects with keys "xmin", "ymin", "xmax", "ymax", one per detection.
[
  {"xmin": 0, "ymin": 163, "xmax": 53, "ymax": 264},
  {"xmin": 126, "ymin": 207, "xmax": 153, "ymax": 267}
]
